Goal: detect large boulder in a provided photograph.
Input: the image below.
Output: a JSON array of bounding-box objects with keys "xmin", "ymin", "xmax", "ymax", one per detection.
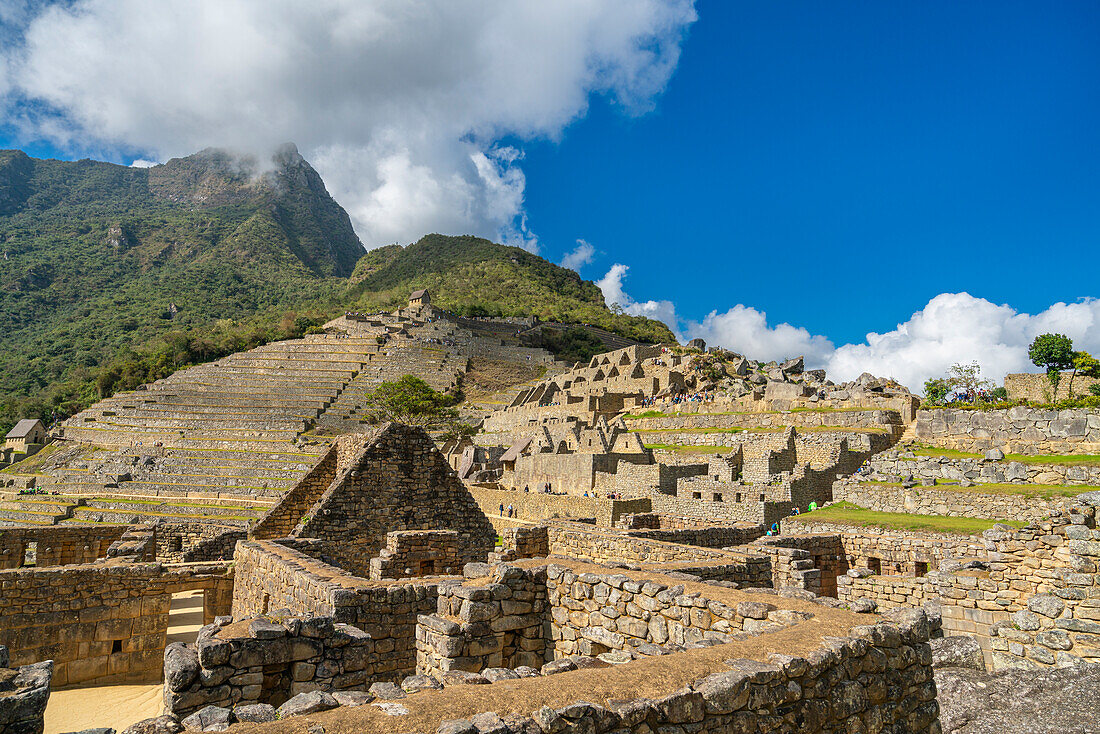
[
  {"xmin": 276, "ymin": 691, "xmax": 337, "ymax": 719},
  {"xmin": 930, "ymin": 636, "xmax": 985, "ymax": 671},
  {"xmin": 936, "ymin": 663, "xmax": 1100, "ymax": 733},
  {"xmin": 121, "ymin": 716, "xmax": 183, "ymax": 734}
]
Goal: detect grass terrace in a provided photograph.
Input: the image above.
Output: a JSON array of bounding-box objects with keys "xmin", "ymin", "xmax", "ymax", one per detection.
[
  {"xmin": 856, "ymin": 479, "xmax": 1097, "ymax": 499},
  {"xmin": 793, "ymin": 501, "xmax": 1027, "ymax": 535},
  {"xmin": 906, "ymin": 445, "xmax": 1100, "ymax": 465}
]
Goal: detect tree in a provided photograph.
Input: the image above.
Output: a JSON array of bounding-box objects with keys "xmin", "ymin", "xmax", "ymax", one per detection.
[
  {"xmin": 946, "ymin": 362, "xmax": 992, "ymax": 402},
  {"xmin": 923, "ymin": 377, "xmax": 949, "ymax": 405},
  {"xmin": 1028, "ymin": 334, "xmax": 1074, "ymax": 400},
  {"xmin": 362, "ymin": 375, "xmax": 459, "ymax": 429},
  {"xmin": 1068, "ymin": 351, "xmax": 1100, "ymax": 398}
]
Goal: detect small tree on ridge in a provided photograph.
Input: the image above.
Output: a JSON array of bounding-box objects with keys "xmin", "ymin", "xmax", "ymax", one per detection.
[{"xmin": 1028, "ymin": 333, "xmax": 1074, "ymax": 401}]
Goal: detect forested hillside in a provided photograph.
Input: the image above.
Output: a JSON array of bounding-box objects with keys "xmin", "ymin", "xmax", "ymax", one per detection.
[{"xmin": 0, "ymin": 148, "xmax": 674, "ymax": 434}]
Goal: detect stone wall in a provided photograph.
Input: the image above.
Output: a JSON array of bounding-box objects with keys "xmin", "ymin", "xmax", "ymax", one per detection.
[
  {"xmin": 789, "ymin": 499, "xmax": 1100, "ymax": 671},
  {"xmin": 1005, "ymin": 370, "xmax": 1100, "ymax": 403},
  {"xmin": 627, "ymin": 408, "xmax": 904, "ymax": 436},
  {"xmin": 368, "ymin": 530, "xmax": 463, "ymax": 580},
  {"xmin": 469, "ymin": 485, "xmax": 651, "ymax": 527},
  {"xmin": 869, "ymin": 448, "xmax": 1100, "ymax": 486},
  {"xmin": 545, "ymin": 522, "xmax": 772, "ymax": 586},
  {"xmin": 417, "ymin": 564, "xmax": 548, "ymax": 676},
  {"xmin": 913, "ymin": 406, "xmax": 1100, "ymax": 454},
  {"xmin": 0, "ymin": 560, "xmax": 232, "ymax": 686},
  {"xmin": 833, "ymin": 478, "xmax": 1070, "ymax": 523},
  {"xmin": 625, "ymin": 524, "xmax": 765, "ymax": 549},
  {"xmin": 231, "ymin": 540, "xmax": 437, "ymax": 682},
  {"xmin": 780, "ymin": 520, "xmax": 985, "ymax": 574},
  {"xmin": 414, "ymin": 568, "xmax": 938, "ymax": 734},
  {"xmin": 508, "ymin": 452, "xmax": 652, "ymax": 495},
  {"xmin": 0, "ymin": 525, "xmax": 128, "ymax": 568},
  {"xmin": 836, "ymin": 571, "xmax": 936, "ymax": 611},
  {"xmin": 163, "ymin": 613, "xmax": 378, "ymax": 719},
  {"xmin": 156, "ymin": 523, "xmax": 246, "ymax": 563}
]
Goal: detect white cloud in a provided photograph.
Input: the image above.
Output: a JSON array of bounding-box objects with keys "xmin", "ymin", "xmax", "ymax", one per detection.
[
  {"xmin": 0, "ymin": 0, "xmax": 697, "ymax": 250},
  {"xmin": 599, "ymin": 261, "xmax": 1100, "ymax": 392},
  {"xmin": 129, "ymin": 159, "xmax": 158, "ymax": 168},
  {"xmin": 596, "ymin": 263, "xmax": 680, "ymax": 335},
  {"xmin": 685, "ymin": 306, "xmax": 835, "ymax": 366},
  {"xmin": 824, "ymin": 293, "xmax": 1100, "ymax": 389},
  {"xmin": 560, "ymin": 239, "xmax": 595, "ymax": 271}
]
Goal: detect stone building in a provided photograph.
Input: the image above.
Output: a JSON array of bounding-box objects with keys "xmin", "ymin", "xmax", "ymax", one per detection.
[
  {"xmin": 4, "ymin": 419, "xmax": 47, "ymax": 454},
  {"xmin": 251, "ymin": 423, "xmax": 497, "ymax": 577},
  {"xmin": 408, "ymin": 289, "xmax": 431, "ymax": 308}
]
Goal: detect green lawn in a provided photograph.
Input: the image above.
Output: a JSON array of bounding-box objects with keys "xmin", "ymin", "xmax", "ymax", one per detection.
[{"xmin": 792, "ymin": 501, "xmax": 1026, "ymax": 535}]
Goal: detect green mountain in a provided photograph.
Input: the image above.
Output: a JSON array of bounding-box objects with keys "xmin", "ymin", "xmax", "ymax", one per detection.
[
  {"xmin": 346, "ymin": 234, "xmax": 673, "ymax": 343},
  {"xmin": 0, "ymin": 147, "xmax": 674, "ymax": 434},
  {"xmin": 0, "ymin": 145, "xmax": 360, "ymax": 399}
]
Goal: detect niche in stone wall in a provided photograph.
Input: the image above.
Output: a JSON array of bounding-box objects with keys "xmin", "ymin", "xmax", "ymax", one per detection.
[{"xmin": 868, "ymin": 557, "xmax": 881, "ymax": 574}]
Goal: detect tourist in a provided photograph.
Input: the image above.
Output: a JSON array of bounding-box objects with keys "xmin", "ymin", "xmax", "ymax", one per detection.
[
  {"xmin": 499, "ymin": 503, "xmax": 504, "ymax": 517},
  {"xmin": 507, "ymin": 504, "xmax": 514, "ymax": 518},
  {"xmin": 524, "ymin": 485, "xmax": 529, "ymax": 493}
]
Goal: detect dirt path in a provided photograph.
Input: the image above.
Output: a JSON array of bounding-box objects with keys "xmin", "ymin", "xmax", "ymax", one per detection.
[
  {"xmin": 44, "ymin": 683, "xmax": 162, "ymax": 734},
  {"xmin": 43, "ymin": 590, "xmax": 206, "ymax": 733}
]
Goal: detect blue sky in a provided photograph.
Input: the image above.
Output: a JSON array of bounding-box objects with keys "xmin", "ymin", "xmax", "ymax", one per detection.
[
  {"xmin": 520, "ymin": 0, "xmax": 1100, "ymax": 345},
  {"xmin": 1, "ymin": 0, "xmax": 1098, "ymax": 387}
]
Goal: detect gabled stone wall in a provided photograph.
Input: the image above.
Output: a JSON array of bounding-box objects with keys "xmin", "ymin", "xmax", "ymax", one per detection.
[{"xmin": 293, "ymin": 424, "xmax": 496, "ymax": 577}]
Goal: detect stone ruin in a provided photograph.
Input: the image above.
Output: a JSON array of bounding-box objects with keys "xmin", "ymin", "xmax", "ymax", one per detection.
[{"xmin": 2, "ymin": 325, "xmax": 1099, "ymax": 732}]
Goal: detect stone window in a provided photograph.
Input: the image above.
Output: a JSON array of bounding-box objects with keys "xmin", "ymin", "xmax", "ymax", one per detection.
[
  {"xmin": 112, "ymin": 639, "xmax": 123, "ymax": 654},
  {"xmin": 169, "ymin": 536, "xmax": 183, "ymax": 553},
  {"xmin": 915, "ymin": 561, "xmax": 928, "ymax": 577},
  {"xmin": 713, "ymin": 493, "xmax": 723, "ymax": 502},
  {"xmin": 735, "ymin": 492, "xmax": 742, "ymax": 503},
  {"xmin": 21, "ymin": 541, "xmax": 36, "ymax": 568},
  {"xmin": 868, "ymin": 557, "xmax": 881, "ymax": 574},
  {"xmin": 692, "ymin": 491, "xmax": 702, "ymax": 500}
]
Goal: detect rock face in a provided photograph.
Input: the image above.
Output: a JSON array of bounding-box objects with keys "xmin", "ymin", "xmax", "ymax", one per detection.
[{"xmin": 935, "ymin": 663, "xmax": 1100, "ymax": 733}]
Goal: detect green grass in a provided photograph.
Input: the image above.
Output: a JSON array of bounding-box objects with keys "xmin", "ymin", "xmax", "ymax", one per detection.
[
  {"xmin": 793, "ymin": 502, "xmax": 1026, "ymax": 535},
  {"xmin": 0, "ymin": 444, "xmax": 64, "ymax": 475},
  {"xmin": 908, "ymin": 445, "xmax": 1100, "ymax": 466},
  {"xmin": 857, "ymin": 479, "xmax": 1096, "ymax": 499}
]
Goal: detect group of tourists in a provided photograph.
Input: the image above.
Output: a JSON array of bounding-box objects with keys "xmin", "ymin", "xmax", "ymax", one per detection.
[{"xmin": 763, "ymin": 501, "xmax": 818, "ymax": 536}]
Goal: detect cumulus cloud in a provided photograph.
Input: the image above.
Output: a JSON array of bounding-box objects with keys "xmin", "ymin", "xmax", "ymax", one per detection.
[
  {"xmin": 824, "ymin": 293, "xmax": 1100, "ymax": 388},
  {"xmin": 0, "ymin": 0, "xmax": 697, "ymax": 250},
  {"xmin": 596, "ymin": 263, "xmax": 680, "ymax": 334},
  {"xmin": 599, "ymin": 261, "xmax": 1100, "ymax": 393},
  {"xmin": 128, "ymin": 159, "xmax": 158, "ymax": 168},
  {"xmin": 560, "ymin": 239, "xmax": 595, "ymax": 271},
  {"xmin": 686, "ymin": 306, "xmax": 835, "ymax": 366}
]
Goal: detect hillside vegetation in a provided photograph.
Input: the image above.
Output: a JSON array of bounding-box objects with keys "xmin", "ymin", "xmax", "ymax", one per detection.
[{"xmin": 0, "ymin": 148, "xmax": 674, "ymax": 435}]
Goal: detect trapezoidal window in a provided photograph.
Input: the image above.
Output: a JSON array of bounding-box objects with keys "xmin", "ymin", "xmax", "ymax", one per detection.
[{"xmin": 868, "ymin": 557, "xmax": 881, "ymax": 574}]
